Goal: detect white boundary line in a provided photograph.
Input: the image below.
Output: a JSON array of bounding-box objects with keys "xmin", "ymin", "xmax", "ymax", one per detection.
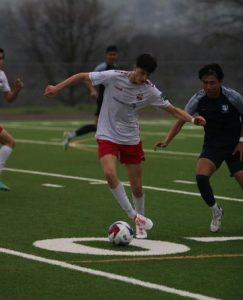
[
  {"xmin": 0, "ymin": 247, "xmax": 218, "ymax": 300},
  {"xmin": 4, "ymin": 168, "xmax": 243, "ymax": 202}
]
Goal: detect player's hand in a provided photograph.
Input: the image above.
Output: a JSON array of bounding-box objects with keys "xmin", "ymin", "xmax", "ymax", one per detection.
[
  {"xmin": 14, "ymin": 78, "xmax": 24, "ymax": 91},
  {"xmin": 194, "ymin": 116, "xmax": 206, "ymax": 126},
  {"xmin": 233, "ymin": 142, "xmax": 243, "ymax": 161},
  {"xmin": 44, "ymin": 85, "xmax": 58, "ymax": 98},
  {"xmin": 90, "ymin": 89, "xmax": 98, "ymax": 100},
  {"xmin": 154, "ymin": 140, "xmax": 168, "ymax": 151}
]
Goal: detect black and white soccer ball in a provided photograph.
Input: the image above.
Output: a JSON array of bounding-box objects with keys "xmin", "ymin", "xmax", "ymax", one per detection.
[{"xmin": 108, "ymin": 221, "xmax": 134, "ymax": 246}]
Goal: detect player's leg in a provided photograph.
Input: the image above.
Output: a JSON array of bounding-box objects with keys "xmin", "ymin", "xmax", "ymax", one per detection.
[
  {"xmin": 100, "ymin": 154, "xmax": 137, "ymax": 219},
  {"xmin": 63, "ymin": 123, "xmax": 96, "ymax": 150},
  {"xmin": 121, "ymin": 142, "xmax": 153, "ymax": 233},
  {"xmin": 226, "ymin": 152, "xmax": 243, "ymax": 189},
  {"xmin": 126, "ymin": 163, "xmax": 144, "ymax": 214},
  {"xmin": 63, "ymin": 106, "xmax": 100, "ymax": 150},
  {"xmin": 196, "ymin": 157, "xmax": 223, "ymax": 232},
  {"xmin": 125, "ymin": 163, "xmax": 149, "ymax": 238},
  {"xmin": 234, "ymin": 170, "xmax": 243, "ymax": 189},
  {"xmin": 0, "ymin": 128, "xmax": 16, "ymax": 191}
]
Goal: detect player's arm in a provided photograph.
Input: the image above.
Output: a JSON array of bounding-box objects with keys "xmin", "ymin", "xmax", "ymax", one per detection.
[
  {"xmin": 44, "ymin": 73, "xmax": 91, "ymax": 97},
  {"xmin": 154, "ymin": 119, "xmax": 185, "ymax": 150},
  {"xmin": 4, "ymin": 78, "xmax": 24, "ymax": 103},
  {"xmin": 86, "ymin": 80, "xmax": 98, "ymax": 100},
  {"xmin": 164, "ymin": 104, "xmax": 204, "ymax": 124}
]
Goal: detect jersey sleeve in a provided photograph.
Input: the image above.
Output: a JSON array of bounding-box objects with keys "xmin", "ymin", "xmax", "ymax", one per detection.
[
  {"xmin": 149, "ymin": 88, "xmax": 171, "ymax": 109},
  {"xmin": 89, "ymin": 70, "xmax": 116, "ymax": 86},
  {"xmin": 0, "ymin": 71, "xmax": 11, "ymax": 92},
  {"xmin": 93, "ymin": 62, "xmax": 107, "ymax": 72},
  {"xmin": 184, "ymin": 91, "xmax": 204, "ymax": 115},
  {"xmin": 223, "ymin": 87, "xmax": 243, "ymax": 115}
]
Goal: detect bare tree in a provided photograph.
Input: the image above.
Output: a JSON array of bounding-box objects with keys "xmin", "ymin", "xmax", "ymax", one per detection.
[
  {"xmin": 6, "ymin": 0, "xmax": 117, "ymax": 105},
  {"xmin": 190, "ymin": 0, "xmax": 243, "ymax": 44}
]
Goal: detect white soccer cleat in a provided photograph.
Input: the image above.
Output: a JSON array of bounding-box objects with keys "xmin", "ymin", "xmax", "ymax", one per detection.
[
  {"xmin": 135, "ymin": 225, "xmax": 147, "ymax": 239},
  {"xmin": 134, "ymin": 214, "xmax": 153, "ymax": 230},
  {"xmin": 210, "ymin": 206, "xmax": 223, "ymax": 233},
  {"xmin": 63, "ymin": 131, "xmax": 73, "ymax": 151}
]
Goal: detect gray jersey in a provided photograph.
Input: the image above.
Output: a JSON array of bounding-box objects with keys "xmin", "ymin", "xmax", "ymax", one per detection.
[
  {"xmin": 89, "ymin": 70, "xmax": 171, "ymax": 145},
  {"xmin": 94, "ymin": 62, "xmax": 109, "ymax": 72},
  {"xmin": 185, "ymin": 86, "xmax": 243, "ymax": 147},
  {"xmin": 0, "ymin": 70, "xmax": 10, "ymax": 93},
  {"xmin": 185, "ymin": 86, "xmax": 243, "ymax": 116}
]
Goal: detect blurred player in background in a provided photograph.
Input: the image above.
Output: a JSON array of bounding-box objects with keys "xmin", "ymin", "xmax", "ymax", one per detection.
[
  {"xmin": 155, "ymin": 63, "xmax": 243, "ymax": 232},
  {"xmin": 63, "ymin": 45, "xmax": 119, "ymax": 150},
  {"xmin": 0, "ymin": 48, "xmax": 24, "ymax": 191},
  {"xmin": 44, "ymin": 53, "xmax": 205, "ymax": 238}
]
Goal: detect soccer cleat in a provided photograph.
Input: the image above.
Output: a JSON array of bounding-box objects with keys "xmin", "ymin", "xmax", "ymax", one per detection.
[
  {"xmin": 135, "ymin": 225, "xmax": 147, "ymax": 239},
  {"xmin": 210, "ymin": 206, "xmax": 223, "ymax": 233},
  {"xmin": 0, "ymin": 181, "xmax": 10, "ymax": 191},
  {"xmin": 134, "ymin": 213, "xmax": 153, "ymax": 230},
  {"xmin": 63, "ymin": 131, "xmax": 73, "ymax": 151}
]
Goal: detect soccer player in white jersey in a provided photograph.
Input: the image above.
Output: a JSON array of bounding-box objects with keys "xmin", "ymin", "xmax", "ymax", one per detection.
[
  {"xmin": 44, "ymin": 53, "xmax": 205, "ymax": 238},
  {"xmin": 0, "ymin": 48, "xmax": 24, "ymax": 191}
]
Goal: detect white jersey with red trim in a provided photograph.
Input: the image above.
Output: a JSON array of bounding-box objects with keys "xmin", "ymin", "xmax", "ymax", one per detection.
[
  {"xmin": 0, "ymin": 70, "xmax": 10, "ymax": 93},
  {"xmin": 89, "ymin": 70, "xmax": 171, "ymax": 145}
]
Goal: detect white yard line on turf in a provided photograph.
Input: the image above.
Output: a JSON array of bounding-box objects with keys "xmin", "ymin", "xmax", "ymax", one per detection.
[
  {"xmin": 0, "ymin": 247, "xmax": 219, "ymax": 300},
  {"xmin": 174, "ymin": 180, "xmax": 196, "ymax": 185},
  {"xmin": 15, "ymin": 139, "xmax": 199, "ymax": 157},
  {"xmin": 4, "ymin": 168, "xmax": 243, "ymax": 203},
  {"xmin": 42, "ymin": 183, "xmax": 64, "ymax": 188}
]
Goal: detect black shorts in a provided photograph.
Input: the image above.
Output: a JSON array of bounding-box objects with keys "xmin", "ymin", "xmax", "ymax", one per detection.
[{"xmin": 199, "ymin": 145, "xmax": 243, "ymax": 176}]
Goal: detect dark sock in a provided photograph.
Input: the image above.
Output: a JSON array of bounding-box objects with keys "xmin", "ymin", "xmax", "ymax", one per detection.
[
  {"xmin": 196, "ymin": 175, "xmax": 215, "ymax": 207},
  {"xmin": 75, "ymin": 124, "xmax": 97, "ymax": 137}
]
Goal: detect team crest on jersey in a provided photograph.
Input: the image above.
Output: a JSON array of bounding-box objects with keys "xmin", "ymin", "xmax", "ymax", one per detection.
[
  {"xmin": 221, "ymin": 104, "xmax": 229, "ymax": 113},
  {"xmin": 136, "ymin": 93, "xmax": 143, "ymax": 101}
]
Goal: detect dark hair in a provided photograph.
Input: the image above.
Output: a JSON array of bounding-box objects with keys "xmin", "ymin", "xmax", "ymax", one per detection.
[
  {"xmin": 0, "ymin": 48, "xmax": 4, "ymax": 58},
  {"xmin": 199, "ymin": 63, "xmax": 224, "ymax": 80},
  {"xmin": 136, "ymin": 53, "xmax": 157, "ymax": 74},
  {"xmin": 106, "ymin": 45, "xmax": 118, "ymax": 53}
]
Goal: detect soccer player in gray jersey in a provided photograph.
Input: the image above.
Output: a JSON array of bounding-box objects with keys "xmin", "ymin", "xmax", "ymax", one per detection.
[
  {"xmin": 0, "ymin": 48, "xmax": 24, "ymax": 191},
  {"xmin": 45, "ymin": 54, "xmax": 205, "ymax": 238},
  {"xmin": 63, "ymin": 45, "xmax": 119, "ymax": 150},
  {"xmin": 155, "ymin": 63, "xmax": 243, "ymax": 232}
]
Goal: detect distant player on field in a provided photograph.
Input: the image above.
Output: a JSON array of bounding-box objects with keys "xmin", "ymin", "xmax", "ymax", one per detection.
[
  {"xmin": 44, "ymin": 53, "xmax": 205, "ymax": 238},
  {"xmin": 155, "ymin": 63, "xmax": 243, "ymax": 232},
  {"xmin": 0, "ymin": 48, "xmax": 24, "ymax": 191},
  {"xmin": 63, "ymin": 45, "xmax": 119, "ymax": 150}
]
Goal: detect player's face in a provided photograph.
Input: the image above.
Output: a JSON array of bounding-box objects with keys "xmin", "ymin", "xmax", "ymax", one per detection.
[
  {"xmin": 131, "ymin": 67, "xmax": 149, "ymax": 84},
  {"xmin": 202, "ymin": 75, "xmax": 222, "ymax": 98},
  {"xmin": 0, "ymin": 53, "xmax": 4, "ymax": 68},
  {"xmin": 106, "ymin": 51, "xmax": 118, "ymax": 65}
]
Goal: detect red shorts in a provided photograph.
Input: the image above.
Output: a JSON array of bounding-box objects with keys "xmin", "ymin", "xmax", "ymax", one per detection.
[
  {"xmin": 0, "ymin": 127, "xmax": 3, "ymax": 134},
  {"xmin": 97, "ymin": 139, "xmax": 145, "ymax": 164}
]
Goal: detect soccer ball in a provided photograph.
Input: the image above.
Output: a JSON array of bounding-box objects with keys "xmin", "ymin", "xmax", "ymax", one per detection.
[{"xmin": 108, "ymin": 221, "xmax": 134, "ymax": 246}]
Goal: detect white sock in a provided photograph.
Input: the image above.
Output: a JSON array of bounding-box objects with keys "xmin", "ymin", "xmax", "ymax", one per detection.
[
  {"xmin": 0, "ymin": 146, "xmax": 13, "ymax": 173},
  {"xmin": 132, "ymin": 193, "xmax": 145, "ymax": 216},
  {"xmin": 69, "ymin": 131, "xmax": 76, "ymax": 139},
  {"xmin": 211, "ymin": 203, "xmax": 220, "ymax": 215},
  {"xmin": 110, "ymin": 183, "xmax": 137, "ymax": 219}
]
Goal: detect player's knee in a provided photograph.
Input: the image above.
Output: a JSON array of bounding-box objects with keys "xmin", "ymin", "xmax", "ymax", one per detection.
[
  {"xmin": 104, "ymin": 168, "xmax": 116, "ymax": 183},
  {"xmin": 6, "ymin": 138, "xmax": 16, "ymax": 149}
]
